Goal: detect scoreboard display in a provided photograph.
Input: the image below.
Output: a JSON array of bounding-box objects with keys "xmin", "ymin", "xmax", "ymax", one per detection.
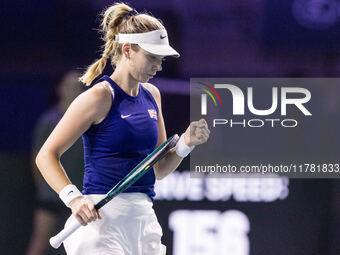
[{"xmin": 153, "ymin": 172, "xmax": 332, "ymax": 255}]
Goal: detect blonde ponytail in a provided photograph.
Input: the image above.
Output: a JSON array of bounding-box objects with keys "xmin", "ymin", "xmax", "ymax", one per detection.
[{"xmin": 79, "ymin": 2, "xmax": 164, "ymax": 86}]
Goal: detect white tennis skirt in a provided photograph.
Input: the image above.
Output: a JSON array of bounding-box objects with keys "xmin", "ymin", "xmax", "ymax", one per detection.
[{"xmin": 63, "ymin": 193, "xmax": 166, "ymax": 255}]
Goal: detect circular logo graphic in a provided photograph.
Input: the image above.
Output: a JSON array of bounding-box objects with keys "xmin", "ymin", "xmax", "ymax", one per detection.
[{"xmin": 292, "ymin": 0, "xmax": 339, "ymax": 29}]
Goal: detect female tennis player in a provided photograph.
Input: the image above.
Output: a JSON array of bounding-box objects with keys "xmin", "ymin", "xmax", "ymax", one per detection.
[{"xmin": 36, "ymin": 3, "xmax": 210, "ymax": 254}]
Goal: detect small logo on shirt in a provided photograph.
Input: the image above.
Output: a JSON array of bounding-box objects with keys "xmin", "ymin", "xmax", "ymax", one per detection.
[
  {"xmin": 148, "ymin": 109, "xmax": 157, "ymax": 120},
  {"xmin": 121, "ymin": 114, "xmax": 132, "ymax": 119},
  {"xmin": 160, "ymin": 35, "xmax": 167, "ymax": 39}
]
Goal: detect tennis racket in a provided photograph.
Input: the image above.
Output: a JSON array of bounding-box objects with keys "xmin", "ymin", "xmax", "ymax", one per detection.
[{"xmin": 50, "ymin": 134, "xmax": 179, "ymax": 248}]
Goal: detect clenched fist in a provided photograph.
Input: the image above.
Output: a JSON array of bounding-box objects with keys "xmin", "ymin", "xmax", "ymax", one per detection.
[
  {"xmin": 184, "ymin": 119, "xmax": 210, "ymax": 147},
  {"xmin": 70, "ymin": 197, "xmax": 102, "ymax": 226}
]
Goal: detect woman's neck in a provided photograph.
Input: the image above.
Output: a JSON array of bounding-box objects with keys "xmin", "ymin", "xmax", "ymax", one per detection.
[{"xmin": 110, "ymin": 66, "xmax": 139, "ymax": 97}]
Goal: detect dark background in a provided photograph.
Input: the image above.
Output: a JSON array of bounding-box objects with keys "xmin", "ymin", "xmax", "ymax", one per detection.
[{"xmin": 1, "ymin": 0, "xmax": 340, "ymax": 254}]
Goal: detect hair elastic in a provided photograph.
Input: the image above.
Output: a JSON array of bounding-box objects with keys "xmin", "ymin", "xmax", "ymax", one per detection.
[{"xmin": 124, "ymin": 9, "xmax": 138, "ymax": 20}]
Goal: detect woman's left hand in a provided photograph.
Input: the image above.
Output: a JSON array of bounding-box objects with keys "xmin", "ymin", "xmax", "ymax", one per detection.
[{"xmin": 184, "ymin": 119, "xmax": 210, "ymax": 147}]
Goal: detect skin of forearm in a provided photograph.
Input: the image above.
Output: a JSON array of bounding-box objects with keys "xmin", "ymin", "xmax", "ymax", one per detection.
[
  {"xmin": 35, "ymin": 151, "xmax": 72, "ymax": 194},
  {"xmin": 154, "ymin": 148, "xmax": 183, "ymax": 180}
]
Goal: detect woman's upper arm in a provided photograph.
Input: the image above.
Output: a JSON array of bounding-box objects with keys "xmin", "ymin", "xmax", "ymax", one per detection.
[{"xmin": 39, "ymin": 84, "xmax": 112, "ymax": 157}]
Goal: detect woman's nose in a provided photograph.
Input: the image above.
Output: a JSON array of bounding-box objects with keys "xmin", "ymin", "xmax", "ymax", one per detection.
[{"xmin": 155, "ymin": 62, "xmax": 162, "ymax": 71}]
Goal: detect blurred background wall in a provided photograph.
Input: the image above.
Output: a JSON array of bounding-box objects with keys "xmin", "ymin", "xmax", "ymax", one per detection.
[{"xmin": 1, "ymin": 0, "xmax": 340, "ymax": 254}]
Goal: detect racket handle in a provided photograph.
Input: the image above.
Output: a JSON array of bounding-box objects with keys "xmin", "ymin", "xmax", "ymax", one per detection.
[{"xmin": 49, "ymin": 215, "xmax": 82, "ymax": 248}]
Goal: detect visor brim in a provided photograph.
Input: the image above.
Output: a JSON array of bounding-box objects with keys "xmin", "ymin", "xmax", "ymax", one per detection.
[{"xmin": 139, "ymin": 43, "xmax": 180, "ymax": 58}]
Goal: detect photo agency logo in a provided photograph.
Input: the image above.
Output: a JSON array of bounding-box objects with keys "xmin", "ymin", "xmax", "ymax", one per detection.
[{"xmin": 192, "ymin": 79, "xmax": 312, "ymax": 128}]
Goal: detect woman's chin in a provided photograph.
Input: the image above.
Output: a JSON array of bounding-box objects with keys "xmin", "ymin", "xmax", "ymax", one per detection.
[{"xmin": 141, "ymin": 76, "xmax": 152, "ymax": 83}]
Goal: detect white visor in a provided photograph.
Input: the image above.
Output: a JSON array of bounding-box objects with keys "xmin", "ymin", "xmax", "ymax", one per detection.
[{"xmin": 115, "ymin": 29, "xmax": 180, "ymax": 57}]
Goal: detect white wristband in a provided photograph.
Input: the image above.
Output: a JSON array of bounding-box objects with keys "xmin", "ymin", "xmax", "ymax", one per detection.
[
  {"xmin": 59, "ymin": 184, "xmax": 83, "ymax": 208},
  {"xmin": 175, "ymin": 133, "xmax": 195, "ymax": 158}
]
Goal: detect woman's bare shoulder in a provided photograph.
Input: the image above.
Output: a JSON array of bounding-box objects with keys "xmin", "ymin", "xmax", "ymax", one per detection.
[
  {"xmin": 142, "ymin": 82, "xmax": 161, "ymax": 102},
  {"xmin": 73, "ymin": 81, "xmax": 113, "ymax": 122}
]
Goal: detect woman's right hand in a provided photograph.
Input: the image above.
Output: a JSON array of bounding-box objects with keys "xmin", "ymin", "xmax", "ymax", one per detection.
[{"xmin": 69, "ymin": 197, "xmax": 102, "ymax": 226}]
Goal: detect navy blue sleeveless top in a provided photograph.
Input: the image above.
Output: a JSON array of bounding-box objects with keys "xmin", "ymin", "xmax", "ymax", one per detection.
[{"xmin": 82, "ymin": 75, "xmax": 159, "ymax": 200}]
